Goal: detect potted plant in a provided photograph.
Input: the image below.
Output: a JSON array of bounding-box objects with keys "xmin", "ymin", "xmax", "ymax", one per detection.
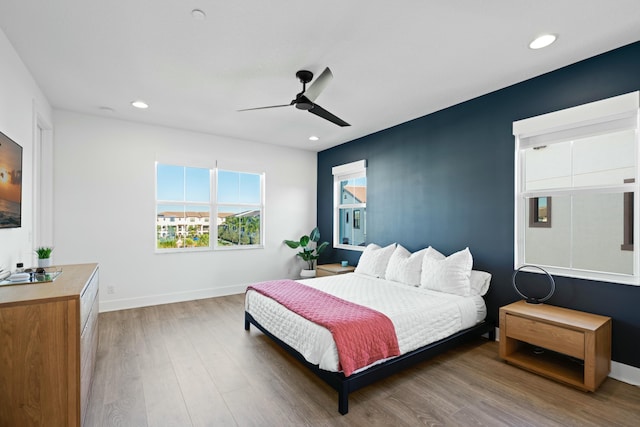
[
  {"xmin": 35, "ymin": 246, "xmax": 54, "ymax": 268},
  {"xmin": 284, "ymin": 227, "xmax": 329, "ymax": 278}
]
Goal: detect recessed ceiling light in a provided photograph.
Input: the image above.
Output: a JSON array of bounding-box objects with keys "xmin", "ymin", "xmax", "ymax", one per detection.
[
  {"xmin": 529, "ymin": 34, "xmax": 557, "ymax": 50},
  {"xmin": 98, "ymin": 106, "xmax": 115, "ymax": 113},
  {"xmin": 309, "ymin": 136, "xmax": 319, "ymax": 141},
  {"xmin": 131, "ymin": 100, "xmax": 149, "ymax": 109},
  {"xmin": 191, "ymin": 9, "xmax": 206, "ymax": 20}
]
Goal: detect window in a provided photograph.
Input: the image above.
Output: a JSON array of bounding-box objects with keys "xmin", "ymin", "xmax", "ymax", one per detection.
[
  {"xmin": 529, "ymin": 197, "xmax": 551, "ymax": 228},
  {"xmin": 514, "ymin": 91, "xmax": 640, "ymax": 285},
  {"xmin": 156, "ymin": 163, "xmax": 264, "ymax": 251},
  {"xmin": 156, "ymin": 164, "xmax": 211, "ymax": 250},
  {"xmin": 333, "ymin": 160, "xmax": 367, "ymax": 250},
  {"xmin": 216, "ymin": 169, "xmax": 264, "ymax": 248}
]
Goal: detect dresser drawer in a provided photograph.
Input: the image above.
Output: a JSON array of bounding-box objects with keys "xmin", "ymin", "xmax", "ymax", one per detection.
[
  {"xmin": 80, "ymin": 269, "xmax": 99, "ymax": 330},
  {"xmin": 505, "ymin": 313, "xmax": 585, "ymax": 359},
  {"xmin": 80, "ymin": 295, "xmax": 99, "ymax": 419}
]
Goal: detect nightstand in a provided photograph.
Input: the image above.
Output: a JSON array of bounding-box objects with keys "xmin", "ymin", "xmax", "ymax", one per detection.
[
  {"xmin": 499, "ymin": 300, "xmax": 611, "ymax": 391},
  {"xmin": 316, "ymin": 263, "xmax": 356, "ymax": 277}
]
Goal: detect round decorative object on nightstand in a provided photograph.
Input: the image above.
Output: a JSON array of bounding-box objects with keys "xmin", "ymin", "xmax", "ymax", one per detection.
[{"xmin": 512, "ymin": 264, "xmax": 555, "ymax": 304}]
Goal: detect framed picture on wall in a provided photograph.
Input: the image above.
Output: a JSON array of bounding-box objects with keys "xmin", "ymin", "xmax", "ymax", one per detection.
[{"xmin": 0, "ymin": 130, "xmax": 22, "ymax": 229}]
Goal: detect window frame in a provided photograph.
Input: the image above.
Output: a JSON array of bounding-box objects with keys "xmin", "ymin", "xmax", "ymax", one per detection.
[
  {"xmin": 513, "ymin": 91, "xmax": 640, "ymax": 285},
  {"xmin": 333, "ymin": 160, "xmax": 367, "ymax": 251},
  {"xmin": 622, "ymin": 178, "xmax": 634, "ymax": 251},
  {"xmin": 155, "ymin": 161, "xmax": 265, "ymax": 253},
  {"xmin": 155, "ymin": 163, "xmax": 213, "ymax": 253},
  {"xmin": 214, "ymin": 168, "xmax": 265, "ymax": 250}
]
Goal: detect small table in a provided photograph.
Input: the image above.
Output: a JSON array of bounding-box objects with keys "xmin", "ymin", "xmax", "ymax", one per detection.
[
  {"xmin": 316, "ymin": 263, "xmax": 356, "ymax": 277},
  {"xmin": 499, "ymin": 300, "xmax": 611, "ymax": 391}
]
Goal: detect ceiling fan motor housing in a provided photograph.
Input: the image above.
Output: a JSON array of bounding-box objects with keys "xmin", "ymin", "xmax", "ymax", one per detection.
[
  {"xmin": 295, "ymin": 96, "xmax": 314, "ymax": 110},
  {"xmin": 294, "ymin": 70, "xmax": 315, "ymax": 110},
  {"xmin": 295, "ymin": 70, "xmax": 313, "ymax": 84}
]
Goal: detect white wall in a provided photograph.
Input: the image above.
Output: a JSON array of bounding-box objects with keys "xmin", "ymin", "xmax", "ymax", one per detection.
[
  {"xmin": 53, "ymin": 111, "xmax": 317, "ymax": 311},
  {"xmin": 0, "ymin": 27, "xmax": 53, "ymax": 271}
]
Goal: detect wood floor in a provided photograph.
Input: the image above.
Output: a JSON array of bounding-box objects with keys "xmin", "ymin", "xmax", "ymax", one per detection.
[{"xmin": 86, "ymin": 294, "xmax": 640, "ymax": 426}]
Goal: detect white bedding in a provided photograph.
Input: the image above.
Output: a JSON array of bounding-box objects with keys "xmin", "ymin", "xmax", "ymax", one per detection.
[{"xmin": 245, "ymin": 272, "xmax": 486, "ymax": 373}]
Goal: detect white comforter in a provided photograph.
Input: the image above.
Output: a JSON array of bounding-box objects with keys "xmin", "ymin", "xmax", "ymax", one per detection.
[{"xmin": 245, "ymin": 272, "xmax": 486, "ymax": 373}]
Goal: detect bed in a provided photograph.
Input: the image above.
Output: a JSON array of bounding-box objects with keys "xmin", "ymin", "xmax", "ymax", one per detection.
[{"xmin": 244, "ymin": 244, "xmax": 494, "ymax": 414}]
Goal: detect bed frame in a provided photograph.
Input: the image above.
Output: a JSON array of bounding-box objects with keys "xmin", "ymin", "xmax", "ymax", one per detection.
[{"xmin": 245, "ymin": 311, "xmax": 495, "ymax": 415}]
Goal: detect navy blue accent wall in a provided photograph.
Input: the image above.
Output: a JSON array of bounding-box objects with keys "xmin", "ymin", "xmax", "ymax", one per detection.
[{"xmin": 317, "ymin": 41, "xmax": 640, "ymax": 368}]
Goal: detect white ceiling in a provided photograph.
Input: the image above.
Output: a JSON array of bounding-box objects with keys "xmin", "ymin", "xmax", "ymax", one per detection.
[{"xmin": 1, "ymin": 1, "xmax": 639, "ymax": 152}]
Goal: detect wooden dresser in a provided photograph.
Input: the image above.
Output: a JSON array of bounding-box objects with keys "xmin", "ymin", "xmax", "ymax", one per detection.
[
  {"xmin": 499, "ymin": 300, "xmax": 611, "ymax": 392},
  {"xmin": 0, "ymin": 263, "xmax": 99, "ymax": 426}
]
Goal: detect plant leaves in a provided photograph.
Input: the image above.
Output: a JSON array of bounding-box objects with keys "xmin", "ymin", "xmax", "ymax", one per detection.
[
  {"xmin": 284, "ymin": 240, "xmax": 301, "ymax": 249},
  {"xmin": 309, "ymin": 227, "xmax": 320, "ymax": 242},
  {"xmin": 316, "ymin": 241, "xmax": 329, "ymax": 254}
]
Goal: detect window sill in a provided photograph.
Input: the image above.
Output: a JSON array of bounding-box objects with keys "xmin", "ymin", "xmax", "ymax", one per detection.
[
  {"xmin": 155, "ymin": 244, "xmax": 264, "ymax": 253},
  {"xmin": 515, "ymin": 264, "xmax": 639, "ymax": 286},
  {"xmin": 333, "ymin": 244, "xmax": 366, "ymax": 252}
]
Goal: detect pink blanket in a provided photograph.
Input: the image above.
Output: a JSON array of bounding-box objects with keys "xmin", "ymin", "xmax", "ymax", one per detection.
[{"xmin": 247, "ymin": 279, "xmax": 400, "ymax": 376}]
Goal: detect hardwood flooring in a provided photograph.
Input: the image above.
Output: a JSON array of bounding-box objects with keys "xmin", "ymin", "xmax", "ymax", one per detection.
[{"xmin": 86, "ymin": 294, "xmax": 640, "ymax": 426}]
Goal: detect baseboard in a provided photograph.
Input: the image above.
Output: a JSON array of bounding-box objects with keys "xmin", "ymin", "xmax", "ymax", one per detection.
[
  {"xmin": 611, "ymin": 361, "xmax": 640, "ymax": 386},
  {"xmin": 493, "ymin": 326, "xmax": 639, "ymax": 387},
  {"xmin": 99, "ymin": 283, "xmax": 248, "ymax": 312}
]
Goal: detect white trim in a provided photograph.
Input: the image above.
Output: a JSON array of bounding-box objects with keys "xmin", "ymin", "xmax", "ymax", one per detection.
[
  {"xmin": 333, "ymin": 160, "xmax": 367, "ymax": 250},
  {"xmin": 99, "ymin": 283, "xmax": 248, "ymax": 312},
  {"xmin": 513, "ymin": 91, "xmax": 639, "ymax": 137},
  {"xmin": 32, "ymin": 101, "xmax": 54, "ymax": 251},
  {"xmin": 611, "ymin": 360, "xmax": 640, "ymax": 386},
  {"xmin": 334, "ymin": 244, "xmax": 366, "ymax": 252},
  {"xmin": 332, "ymin": 159, "xmax": 366, "ymax": 176}
]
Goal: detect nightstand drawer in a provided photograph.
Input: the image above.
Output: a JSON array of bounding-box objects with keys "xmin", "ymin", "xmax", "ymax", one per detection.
[{"xmin": 506, "ymin": 313, "xmax": 585, "ymax": 359}]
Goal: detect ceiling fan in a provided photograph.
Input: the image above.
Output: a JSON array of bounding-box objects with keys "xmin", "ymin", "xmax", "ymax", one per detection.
[{"xmin": 239, "ymin": 67, "xmax": 350, "ymax": 127}]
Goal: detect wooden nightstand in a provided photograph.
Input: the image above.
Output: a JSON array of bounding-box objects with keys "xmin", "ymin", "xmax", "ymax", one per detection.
[
  {"xmin": 499, "ymin": 300, "xmax": 611, "ymax": 391},
  {"xmin": 316, "ymin": 263, "xmax": 356, "ymax": 277}
]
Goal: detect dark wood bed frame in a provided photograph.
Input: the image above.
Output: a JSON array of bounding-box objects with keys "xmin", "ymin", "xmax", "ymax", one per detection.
[{"xmin": 245, "ymin": 311, "xmax": 495, "ymax": 415}]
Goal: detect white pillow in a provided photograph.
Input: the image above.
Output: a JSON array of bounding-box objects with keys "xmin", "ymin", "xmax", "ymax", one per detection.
[
  {"xmin": 470, "ymin": 270, "xmax": 492, "ymax": 296},
  {"xmin": 420, "ymin": 247, "xmax": 473, "ymax": 296},
  {"xmin": 355, "ymin": 243, "xmax": 396, "ymax": 278},
  {"xmin": 385, "ymin": 245, "xmax": 428, "ymax": 286}
]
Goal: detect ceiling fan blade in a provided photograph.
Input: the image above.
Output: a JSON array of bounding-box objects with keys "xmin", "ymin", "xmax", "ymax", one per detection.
[
  {"xmin": 303, "ymin": 67, "xmax": 333, "ymax": 102},
  {"xmin": 308, "ymin": 103, "xmax": 350, "ymax": 127},
  {"xmin": 238, "ymin": 102, "xmax": 293, "ymax": 112}
]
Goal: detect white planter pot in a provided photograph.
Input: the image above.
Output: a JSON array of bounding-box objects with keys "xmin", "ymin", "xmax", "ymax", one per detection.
[
  {"xmin": 300, "ymin": 269, "xmax": 316, "ymax": 278},
  {"xmin": 37, "ymin": 258, "xmax": 52, "ymax": 268}
]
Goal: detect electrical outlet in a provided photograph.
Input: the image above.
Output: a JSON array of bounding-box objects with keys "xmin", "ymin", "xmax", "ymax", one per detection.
[{"xmin": 107, "ymin": 285, "xmax": 115, "ymax": 295}]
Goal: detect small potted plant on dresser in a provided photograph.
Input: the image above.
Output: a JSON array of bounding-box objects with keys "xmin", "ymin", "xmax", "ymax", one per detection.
[
  {"xmin": 35, "ymin": 246, "xmax": 54, "ymax": 268},
  {"xmin": 284, "ymin": 227, "xmax": 329, "ymax": 278}
]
